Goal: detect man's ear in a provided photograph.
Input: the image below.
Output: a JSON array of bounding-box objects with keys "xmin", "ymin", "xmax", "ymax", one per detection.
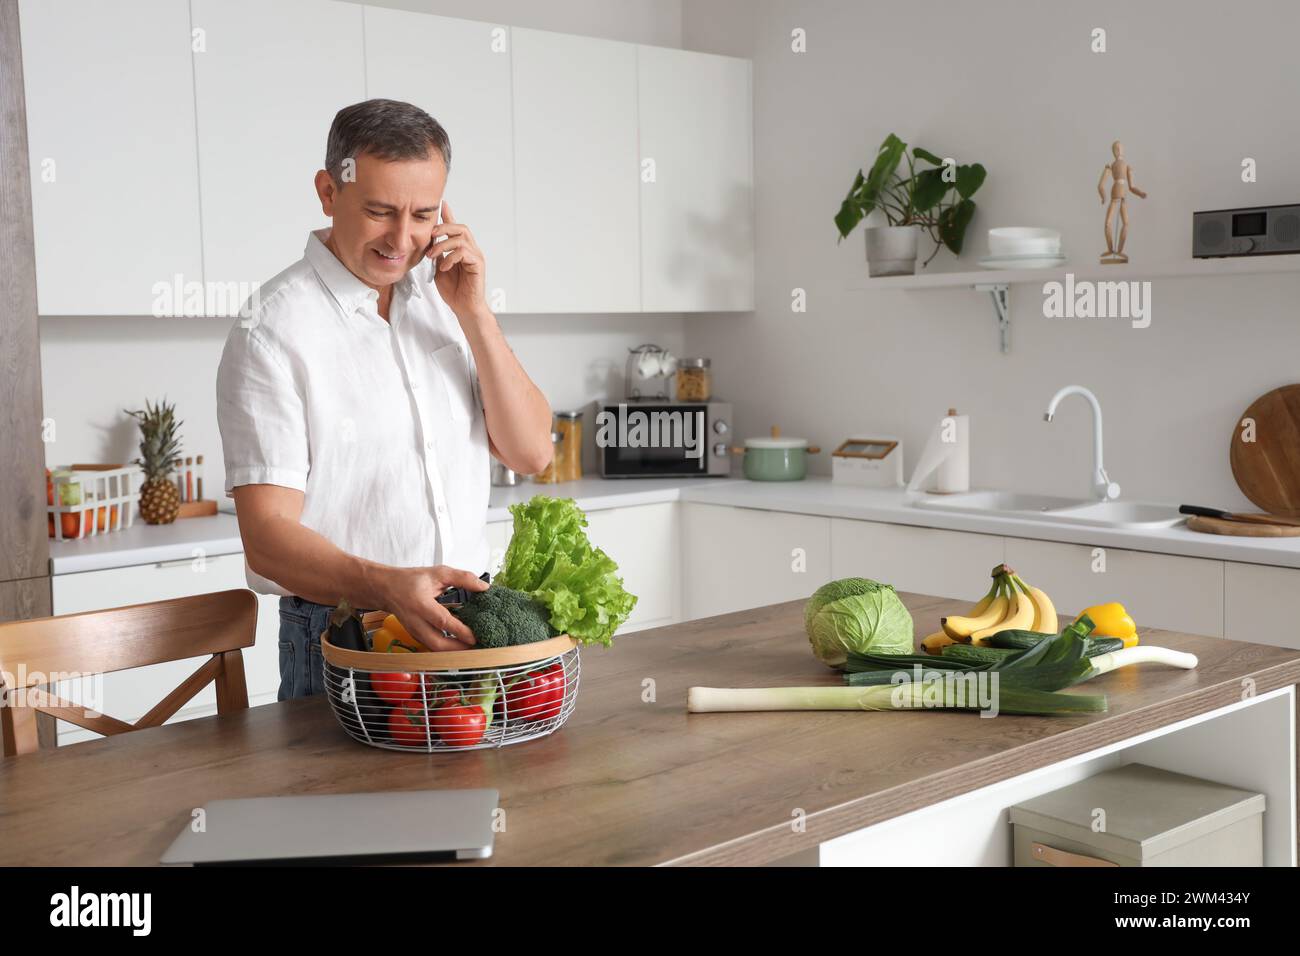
[{"xmin": 314, "ymin": 169, "xmax": 338, "ymax": 216}]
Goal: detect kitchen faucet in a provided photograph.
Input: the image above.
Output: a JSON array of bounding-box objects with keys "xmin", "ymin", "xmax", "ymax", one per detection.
[{"xmin": 1044, "ymin": 385, "xmax": 1121, "ymax": 502}]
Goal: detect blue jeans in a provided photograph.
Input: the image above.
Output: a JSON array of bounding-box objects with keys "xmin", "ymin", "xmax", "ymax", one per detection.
[{"xmin": 277, "ymin": 596, "xmax": 376, "ymax": 700}]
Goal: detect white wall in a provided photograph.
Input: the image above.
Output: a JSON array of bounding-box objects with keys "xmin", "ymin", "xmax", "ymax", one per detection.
[
  {"xmin": 681, "ymin": 0, "xmax": 1300, "ymax": 509},
  {"xmin": 38, "ymin": 0, "xmax": 686, "ymax": 491}
]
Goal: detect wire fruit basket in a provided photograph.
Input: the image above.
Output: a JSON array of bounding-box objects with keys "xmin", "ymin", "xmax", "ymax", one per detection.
[{"xmin": 320, "ymin": 611, "xmax": 580, "ymax": 752}]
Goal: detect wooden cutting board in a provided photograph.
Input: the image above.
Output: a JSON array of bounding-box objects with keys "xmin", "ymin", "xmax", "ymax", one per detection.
[
  {"xmin": 1230, "ymin": 384, "xmax": 1300, "ymax": 518},
  {"xmin": 1187, "ymin": 513, "xmax": 1300, "ymax": 537}
]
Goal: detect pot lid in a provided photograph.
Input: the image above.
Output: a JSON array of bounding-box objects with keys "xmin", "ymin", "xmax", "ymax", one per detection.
[{"xmin": 745, "ymin": 424, "xmax": 806, "ymax": 449}]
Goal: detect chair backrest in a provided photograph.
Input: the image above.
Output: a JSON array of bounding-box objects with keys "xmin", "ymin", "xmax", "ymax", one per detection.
[{"xmin": 0, "ymin": 588, "xmax": 258, "ymax": 757}]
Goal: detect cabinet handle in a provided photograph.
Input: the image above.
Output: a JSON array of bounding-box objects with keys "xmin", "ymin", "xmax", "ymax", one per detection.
[
  {"xmin": 154, "ymin": 553, "xmax": 229, "ymax": 570},
  {"xmin": 1030, "ymin": 841, "xmax": 1118, "ymax": 867}
]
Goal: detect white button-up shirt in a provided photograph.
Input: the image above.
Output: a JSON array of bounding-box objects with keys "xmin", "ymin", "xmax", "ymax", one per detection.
[{"xmin": 216, "ymin": 229, "xmax": 491, "ymax": 597}]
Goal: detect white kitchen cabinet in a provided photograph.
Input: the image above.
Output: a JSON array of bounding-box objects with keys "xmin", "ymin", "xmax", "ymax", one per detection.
[
  {"xmin": 50, "ymin": 553, "xmax": 281, "ymax": 744},
  {"xmin": 20, "ymin": 0, "xmax": 203, "ymax": 315},
  {"xmin": 637, "ymin": 45, "xmax": 754, "ymax": 312},
  {"xmin": 830, "ymin": 518, "xmax": 1005, "ymax": 603},
  {"xmin": 1003, "ymin": 537, "xmax": 1224, "ymax": 637},
  {"xmin": 363, "ymin": 8, "xmax": 518, "ymax": 312},
  {"xmin": 584, "ymin": 502, "xmax": 680, "ymax": 631},
  {"xmin": 1225, "ymin": 563, "xmax": 1300, "ymax": 650},
  {"xmin": 510, "ymin": 28, "xmax": 640, "ymax": 313},
  {"xmin": 485, "ymin": 519, "xmax": 510, "ymax": 577},
  {"xmin": 681, "ymin": 503, "xmax": 830, "ymax": 620},
  {"xmin": 191, "ymin": 0, "xmax": 365, "ymax": 300}
]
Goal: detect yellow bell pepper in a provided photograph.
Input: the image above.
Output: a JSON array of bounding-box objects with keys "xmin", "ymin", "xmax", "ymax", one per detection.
[{"xmin": 1076, "ymin": 602, "xmax": 1139, "ymax": 647}]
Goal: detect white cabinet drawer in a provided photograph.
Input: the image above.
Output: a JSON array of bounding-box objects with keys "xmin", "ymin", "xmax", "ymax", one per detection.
[
  {"xmin": 830, "ymin": 519, "xmax": 1005, "ymax": 603},
  {"xmin": 682, "ymin": 503, "xmax": 830, "ymax": 620},
  {"xmin": 1003, "ymin": 537, "xmax": 1224, "ymax": 637},
  {"xmin": 1225, "ymin": 563, "xmax": 1300, "ymax": 650},
  {"xmin": 50, "ymin": 552, "xmax": 279, "ymax": 742}
]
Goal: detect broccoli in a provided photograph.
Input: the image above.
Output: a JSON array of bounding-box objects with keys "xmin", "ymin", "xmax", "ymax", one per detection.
[{"xmin": 451, "ymin": 585, "xmax": 554, "ymax": 649}]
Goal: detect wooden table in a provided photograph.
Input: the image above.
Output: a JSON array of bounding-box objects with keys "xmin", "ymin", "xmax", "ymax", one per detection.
[{"xmin": 3, "ymin": 593, "xmax": 1298, "ymax": 866}]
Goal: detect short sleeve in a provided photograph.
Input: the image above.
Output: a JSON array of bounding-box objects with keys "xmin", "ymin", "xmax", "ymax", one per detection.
[{"xmin": 216, "ymin": 324, "xmax": 309, "ymax": 496}]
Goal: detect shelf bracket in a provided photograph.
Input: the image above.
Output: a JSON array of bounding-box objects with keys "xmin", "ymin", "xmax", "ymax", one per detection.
[{"xmin": 974, "ymin": 283, "xmax": 1010, "ymax": 353}]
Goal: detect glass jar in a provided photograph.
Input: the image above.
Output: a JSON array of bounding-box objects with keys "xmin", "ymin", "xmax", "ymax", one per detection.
[
  {"xmin": 554, "ymin": 411, "xmax": 583, "ymax": 482},
  {"xmin": 533, "ymin": 424, "xmax": 561, "ymax": 484},
  {"xmin": 675, "ymin": 358, "xmax": 712, "ymax": 402}
]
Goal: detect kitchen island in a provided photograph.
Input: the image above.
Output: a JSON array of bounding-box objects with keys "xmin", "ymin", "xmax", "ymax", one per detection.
[{"xmin": 2, "ymin": 592, "xmax": 1296, "ymax": 867}]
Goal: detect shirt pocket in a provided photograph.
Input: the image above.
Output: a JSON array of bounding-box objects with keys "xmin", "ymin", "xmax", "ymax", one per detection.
[{"xmin": 430, "ymin": 342, "xmax": 476, "ymax": 424}]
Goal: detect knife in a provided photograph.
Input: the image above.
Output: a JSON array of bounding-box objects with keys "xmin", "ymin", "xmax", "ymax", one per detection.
[{"xmin": 1179, "ymin": 505, "xmax": 1300, "ymax": 528}]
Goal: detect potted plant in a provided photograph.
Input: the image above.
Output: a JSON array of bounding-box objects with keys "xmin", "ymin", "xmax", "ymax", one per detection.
[{"xmin": 835, "ymin": 133, "xmax": 986, "ymax": 276}]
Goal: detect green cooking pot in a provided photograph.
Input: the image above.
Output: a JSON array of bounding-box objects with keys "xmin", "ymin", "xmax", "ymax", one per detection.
[{"xmin": 732, "ymin": 432, "xmax": 821, "ymax": 481}]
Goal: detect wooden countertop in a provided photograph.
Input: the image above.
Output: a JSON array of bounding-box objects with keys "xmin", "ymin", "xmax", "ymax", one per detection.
[{"xmin": 3, "ymin": 593, "xmax": 1298, "ymax": 866}]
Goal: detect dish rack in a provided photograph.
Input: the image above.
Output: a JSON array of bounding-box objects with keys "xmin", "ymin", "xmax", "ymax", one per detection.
[{"xmin": 320, "ymin": 610, "xmax": 580, "ymax": 752}]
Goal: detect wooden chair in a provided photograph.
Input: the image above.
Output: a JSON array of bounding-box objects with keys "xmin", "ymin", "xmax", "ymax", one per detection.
[{"xmin": 0, "ymin": 589, "xmax": 257, "ymax": 757}]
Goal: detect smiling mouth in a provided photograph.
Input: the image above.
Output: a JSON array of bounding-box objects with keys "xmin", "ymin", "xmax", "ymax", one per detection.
[{"xmin": 373, "ymin": 249, "xmax": 404, "ymax": 262}]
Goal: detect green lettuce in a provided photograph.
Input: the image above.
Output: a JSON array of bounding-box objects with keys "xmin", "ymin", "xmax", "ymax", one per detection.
[{"xmin": 494, "ymin": 495, "xmax": 637, "ymax": 646}]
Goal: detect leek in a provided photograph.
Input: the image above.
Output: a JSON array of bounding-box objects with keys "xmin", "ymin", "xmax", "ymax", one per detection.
[{"xmin": 687, "ymin": 681, "xmax": 1105, "ymax": 716}]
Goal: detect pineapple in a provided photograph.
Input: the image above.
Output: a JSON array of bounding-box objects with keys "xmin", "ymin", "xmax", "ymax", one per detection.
[{"xmin": 125, "ymin": 398, "xmax": 184, "ymax": 525}]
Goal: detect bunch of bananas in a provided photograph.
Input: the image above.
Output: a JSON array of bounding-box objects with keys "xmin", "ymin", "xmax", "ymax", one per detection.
[{"xmin": 921, "ymin": 565, "xmax": 1057, "ymax": 653}]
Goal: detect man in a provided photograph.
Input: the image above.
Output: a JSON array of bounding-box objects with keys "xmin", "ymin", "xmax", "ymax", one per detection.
[{"xmin": 216, "ymin": 99, "xmax": 553, "ymax": 699}]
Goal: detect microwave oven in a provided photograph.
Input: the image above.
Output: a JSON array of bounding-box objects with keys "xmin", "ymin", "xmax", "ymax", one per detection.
[{"xmin": 595, "ymin": 400, "xmax": 733, "ymax": 478}]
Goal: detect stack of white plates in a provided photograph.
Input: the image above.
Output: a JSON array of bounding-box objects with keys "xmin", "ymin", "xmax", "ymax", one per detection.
[{"xmin": 979, "ymin": 227, "xmax": 1065, "ymax": 269}]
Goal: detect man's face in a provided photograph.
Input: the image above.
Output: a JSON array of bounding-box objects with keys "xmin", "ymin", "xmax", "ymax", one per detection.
[{"xmin": 315, "ymin": 151, "xmax": 447, "ymax": 290}]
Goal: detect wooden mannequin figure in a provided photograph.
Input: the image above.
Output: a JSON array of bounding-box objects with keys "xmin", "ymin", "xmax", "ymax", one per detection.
[{"xmin": 1098, "ymin": 140, "xmax": 1148, "ymax": 263}]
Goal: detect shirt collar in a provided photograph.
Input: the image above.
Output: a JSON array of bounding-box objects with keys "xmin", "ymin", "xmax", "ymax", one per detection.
[{"xmin": 305, "ymin": 229, "xmax": 379, "ymax": 316}]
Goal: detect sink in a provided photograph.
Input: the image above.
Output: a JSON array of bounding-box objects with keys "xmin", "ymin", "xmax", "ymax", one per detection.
[
  {"xmin": 915, "ymin": 491, "xmax": 1089, "ymax": 515},
  {"xmin": 913, "ymin": 491, "xmax": 1186, "ymax": 529}
]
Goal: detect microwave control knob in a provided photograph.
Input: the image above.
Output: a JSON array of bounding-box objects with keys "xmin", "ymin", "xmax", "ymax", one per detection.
[
  {"xmin": 713, "ymin": 420, "xmax": 729, "ymax": 434},
  {"xmin": 712, "ymin": 442, "xmax": 728, "ymax": 457}
]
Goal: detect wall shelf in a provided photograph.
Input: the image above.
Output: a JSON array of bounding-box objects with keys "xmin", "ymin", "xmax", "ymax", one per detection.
[{"xmin": 847, "ymin": 256, "xmax": 1300, "ymax": 353}]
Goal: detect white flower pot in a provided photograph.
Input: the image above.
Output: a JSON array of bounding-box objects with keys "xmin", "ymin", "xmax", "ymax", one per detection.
[{"xmin": 865, "ymin": 225, "xmax": 919, "ymax": 277}]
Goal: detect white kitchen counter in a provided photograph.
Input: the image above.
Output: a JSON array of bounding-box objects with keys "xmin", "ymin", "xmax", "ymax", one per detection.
[
  {"xmin": 49, "ymin": 475, "xmax": 1300, "ymax": 574},
  {"xmin": 48, "ymin": 476, "xmax": 737, "ymax": 575},
  {"xmin": 677, "ymin": 479, "xmax": 1300, "ymax": 570}
]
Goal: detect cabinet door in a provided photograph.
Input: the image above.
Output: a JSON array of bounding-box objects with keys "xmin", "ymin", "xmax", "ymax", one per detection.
[
  {"xmin": 485, "ymin": 520, "xmax": 510, "ymax": 577},
  {"xmin": 1225, "ymin": 563, "xmax": 1300, "ymax": 650},
  {"xmin": 20, "ymin": 0, "xmax": 202, "ymax": 314},
  {"xmin": 191, "ymin": 0, "xmax": 364, "ymax": 299},
  {"xmin": 637, "ymin": 46, "xmax": 753, "ymax": 311},
  {"xmin": 1003, "ymin": 537, "xmax": 1224, "ymax": 637},
  {"xmin": 831, "ymin": 519, "xmax": 1004, "ymax": 603},
  {"xmin": 681, "ymin": 503, "xmax": 830, "ymax": 620},
  {"xmin": 50, "ymin": 553, "xmax": 280, "ymax": 743},
  {"xmin": 511, "ymin": 28, "xmax": 639, "ymax": 312},
  {"xmin": 363, "ymin": 9, "xmax": 517, "ymax": 311},
  {"xmin": 584, "ymin": 503, "xmax": 679, "ymax": 631}
]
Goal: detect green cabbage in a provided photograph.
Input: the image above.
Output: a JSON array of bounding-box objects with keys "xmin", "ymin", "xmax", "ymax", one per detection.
[
  {"xmin": 804, "ymin": 577, "xmax": 914, "ymax": 668},
  {"xmin": 494, "ymin": 495, "xmax": 637, "ymax": 647}
]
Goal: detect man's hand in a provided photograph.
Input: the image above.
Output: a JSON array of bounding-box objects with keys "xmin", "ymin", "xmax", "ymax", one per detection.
[
  {"xmin": 427, "ymin": 200, "xmax": 487, "ymax": 320},
  {"xmin": 380, "ymin": 564, "xmax": 490, "ymax": 651}
]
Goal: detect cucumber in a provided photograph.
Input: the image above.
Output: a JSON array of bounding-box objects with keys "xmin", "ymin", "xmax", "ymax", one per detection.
[
  {"xmin": 986, "ymin": 629, "xmax": 1057, "ymax": 650},
  {"xmin": 941, "ymin": 643, "xmax": 1015, "ymax": 665},
  {"xmin": 985, "ymin": 628, "xmax": 1125, "ymax": 657}
]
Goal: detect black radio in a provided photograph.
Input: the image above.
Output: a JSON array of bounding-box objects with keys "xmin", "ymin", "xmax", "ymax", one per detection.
[{"xmin": 1193, "ymin": 203, "xmax": 1300, "ymax": 258}]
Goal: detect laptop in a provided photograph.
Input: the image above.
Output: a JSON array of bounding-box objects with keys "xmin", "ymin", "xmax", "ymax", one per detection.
[{"xmin": 160, "ymin": 789, "xmax": 499, "ymax": 865}]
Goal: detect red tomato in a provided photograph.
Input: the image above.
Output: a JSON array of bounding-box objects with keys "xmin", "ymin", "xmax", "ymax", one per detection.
[
  {"xmin": 430, "ymin": 704, "xmax": 487, "ymax": 748},
  {"xmin": 372, "ymin": 671, "xmax": 419, "ymax": 704},
  {"xmin": 505, "ymin": 662, "xmax": 566, "ymax": 722},
  {"xmin": 386, "ymin": 703, "xmax": 429, "ymax": 746}
]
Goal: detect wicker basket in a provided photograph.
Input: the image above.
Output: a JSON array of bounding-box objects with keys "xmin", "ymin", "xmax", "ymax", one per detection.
[{"xmin": 320, "ymin": 611, "xmax": 579, "ymax": 752}]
